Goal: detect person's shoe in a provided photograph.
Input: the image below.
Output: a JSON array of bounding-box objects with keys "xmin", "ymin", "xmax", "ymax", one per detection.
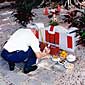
[
  {"xmin": 8, "ymin": 62, "xmax": 15, "ymax": 71},
  {"xmin": 23, "ymin": 65, "xmax": 38, "ymax": 74}
]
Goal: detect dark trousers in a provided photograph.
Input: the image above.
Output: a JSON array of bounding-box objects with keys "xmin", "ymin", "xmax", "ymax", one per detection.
[{"xmin": 1, "ymin": 47, "xmax": 37, "ymax": 68}]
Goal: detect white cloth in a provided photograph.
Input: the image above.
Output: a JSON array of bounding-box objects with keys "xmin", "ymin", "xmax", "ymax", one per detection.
[{"xmin": 4, "ymin": 28, "xmax": 40, "ymax": 53}]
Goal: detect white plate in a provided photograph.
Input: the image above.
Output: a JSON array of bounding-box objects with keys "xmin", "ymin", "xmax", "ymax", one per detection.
[
  {"xmin": 52, "ymin": 57, "xmax": 60, "ymax": 62},
  {"xmin": 66, "ymin": 54, "xmax": 76, "ymax": 62},
  {"xmin": 64, "ymin": 62, "xmax": 74, "ymax": 69}
]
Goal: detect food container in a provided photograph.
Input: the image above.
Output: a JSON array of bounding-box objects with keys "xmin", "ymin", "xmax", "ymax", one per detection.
[
  {"xmin": 60, "ymin": 50, "xmax": 68, "ymax": 59},
  {"xmin": 66, "ymin": 54, "xmax": 76, "ymax": 62},
  {"xmin": 64, "ymin": 61, "xmax": 74, "ymax": 69},
  {"xmin": 51, "ymin": 56, "xmax": 60, "ymax": 62}
]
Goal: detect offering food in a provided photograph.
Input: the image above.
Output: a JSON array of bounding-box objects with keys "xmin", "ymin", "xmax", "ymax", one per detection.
[
  {"xmin": 64, "ymin": 62, "xmax": 74, "ymax": 69},
  {"xmin": 52, "ymin": 55, "xmax": 60, "ymax": 62},
  {"xmin": 53, "ymin": 55, "xmax": 58, "ymax": 59},
  {"xmin": 60, "ymin": 50, "xmax": 68, "ymax": 59},
  {"xmin": 58, "ymin": 59, "xmax": 66, "ymax": 65}
]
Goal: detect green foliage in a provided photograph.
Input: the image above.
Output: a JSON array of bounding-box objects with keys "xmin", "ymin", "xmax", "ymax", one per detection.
[
  {"xmin": 14, "ymin": 0, "xmax": 43, "ymax": 27},
  {"xmin": 70, "ymin": 29, "xmax": 85, "ymax": 46},
  {"xmin": 69, "ymin": 11, "xmax": 85, "ymax": 28},
  {"xmin": 49, "ymin": 20, "xmax": 59, "ymax": 26},
  {"xmin": 69, "ymin": 10, "xmax": 85, "ymax": 46},
  {"xmin": 50, "ymin": 0, "xmax": 62, "ymax": 9}
]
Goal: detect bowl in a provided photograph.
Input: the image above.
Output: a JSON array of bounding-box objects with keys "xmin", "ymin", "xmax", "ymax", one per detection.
[
  {"xmin": 64, "ymin": 61, "xmax": 74, "ymax": 69},
  {"xmin": 66, "ymin": 54, "xmax": 76, "ymax": 62}
]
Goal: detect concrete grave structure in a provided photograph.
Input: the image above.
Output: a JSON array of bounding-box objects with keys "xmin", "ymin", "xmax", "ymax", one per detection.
[{"xmin": 28, "ymin": 23, "xmax": 78, "ymax": 54}]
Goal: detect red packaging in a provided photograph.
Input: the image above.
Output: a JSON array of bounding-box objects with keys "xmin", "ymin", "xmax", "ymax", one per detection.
[
  {"xmin": 39, "ymin": 42, "xmax": 47, "ymax": 51},
  {"xmin": 49, "ymin": 45, "xmax": 59, "ymax": 55}
]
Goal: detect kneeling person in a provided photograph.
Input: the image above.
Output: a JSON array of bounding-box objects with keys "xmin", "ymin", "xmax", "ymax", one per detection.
[{"xmin": 1, "ymin": 27, "xmax": 50, "ymax": 74}]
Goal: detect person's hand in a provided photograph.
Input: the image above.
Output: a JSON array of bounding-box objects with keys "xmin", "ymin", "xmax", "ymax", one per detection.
[{"xmin": 43, "ymin": 46, "xmax": 50, "ymax": 55}]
